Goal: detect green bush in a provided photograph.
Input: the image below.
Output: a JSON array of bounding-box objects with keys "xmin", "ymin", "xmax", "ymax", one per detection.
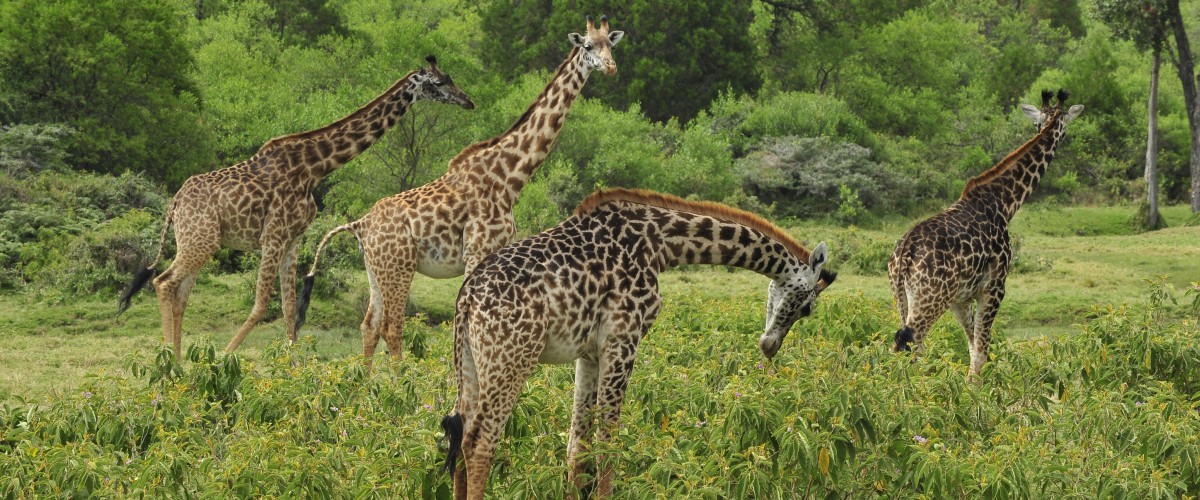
[
  {"xmin": 735, "ymin": 136, "xmax": 915, "ymax": 218},
  {"xmin": 4, "ymin": 280, "xmax": 1198, "ymax": 498}
]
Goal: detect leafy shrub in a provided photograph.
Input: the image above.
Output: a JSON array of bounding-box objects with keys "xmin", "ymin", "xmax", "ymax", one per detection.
[
  {"xmin": 735, "ymin": 136, "xmax": 915, "ymax": 218},
  {"xmin": 0, "ymin": 123, "xmax": 74, "ymax": 177},
  {"xmin": 0, "ymin": 170, "xmax": 166, "ymax": 294},
  {"xmin": 2, "ymin": 281, "xmax": 1199, "ymax": 498}
]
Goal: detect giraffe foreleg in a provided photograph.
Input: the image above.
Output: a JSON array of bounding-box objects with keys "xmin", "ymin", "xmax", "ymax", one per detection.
[
  {"xmin": 567, "ymin": 356, "xmax": 600, "ymax": 494},
  {"xmin": 226, "ymin": 243, "xmax": 285, "ymax": 352},
  {"xmin": 590, "ymin": 333, "xmax": 642, "ymax": 498}
]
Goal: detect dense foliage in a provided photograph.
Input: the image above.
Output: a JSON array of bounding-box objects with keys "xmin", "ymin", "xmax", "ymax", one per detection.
[{"xmin": 2, "ymin": 281, "xmax": 1198, "ymax": 497}]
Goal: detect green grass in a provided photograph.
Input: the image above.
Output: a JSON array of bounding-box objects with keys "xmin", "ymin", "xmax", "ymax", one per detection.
[{"xmin": 0, "ymin": 204, "xmax": 1198, "ymax": 402}]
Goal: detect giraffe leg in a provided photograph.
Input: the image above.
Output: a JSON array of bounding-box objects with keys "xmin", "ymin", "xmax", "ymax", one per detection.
[
  {"xmin": 590, "ymin": 334, "xmax": 642, "ymax": 498},
  {"xmin": 225, "ymin": 242, "xmax": 286, "ymax": 352},
  {"xmin": 170, "ymin": 275, "xmax": 198, "ymax": 359},
  {"xmin": 887, "ymin": 254, "xmax": 909, "ymax": 328},
  {"xmin": 359, "ymin": 279, "xmax": 383, "ymax": 365},
  {"xmin": 364, "ymin": 232, "xmax": 416, "ymax": 361},
  {"xmin": 949, "ymin": 300, "xmax": 976, "ymax": 354},
  {"xmin": 969, "ymin": 281, "xmax": 1006, "ymax": 379},
  {"xmin": 152, "ymin": 236, "xmax": 216, "ymax": 359},
  {"xmin": 895, "ymin": 283, "xmax": 949, "ymax": 355},
  {"xmin": 450, "ymin": 319, "xmax": 479, "ymax": 500},
  {"xmin": 567, "ymin": 357, "xmax": 600, "ymax": 493},
  {"xmin": 278, "ymin": 238, "xmax": 302, "ymax": 343},
  {"xmin": 378, "ymin": 271, "xmax": 416, "ymax": 361},
  {"xmin": 461, "ymin": 342, "xmax": 539, "ymax": 499}
]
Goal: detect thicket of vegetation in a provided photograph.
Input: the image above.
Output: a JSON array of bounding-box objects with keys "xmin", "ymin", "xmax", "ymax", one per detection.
[
  {"xmin": 1, "ymin": 0, "xmax": 1199, "ymax": 297},
  {"xmin": 1, "ymin": 281, "xmax": 1198, "ymax": 497}
]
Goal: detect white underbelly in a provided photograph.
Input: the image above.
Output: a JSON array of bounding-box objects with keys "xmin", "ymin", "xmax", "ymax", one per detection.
[
  {"xmin": 537, "ymin": 342, "xmax": 585, "ymax": 365},
  {"xmin": 416, "ymin": 259, "xmax": 465, "ymax": 279}
]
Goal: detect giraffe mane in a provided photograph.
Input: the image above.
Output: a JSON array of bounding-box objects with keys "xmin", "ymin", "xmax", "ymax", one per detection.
[
  {"xmin": 574, "ymin": 188, "xmax": 813, "ymax": 261},
  {"xmin": 958, "ymin": 106, "xmax": 1064, "ymax": 200},
  {"xmin": 255, "ymin": 70, "xmax": 422, "ymax": 153},
  {"xmin": 448, "ymin": 47, "xmax": 583, "ymax": 167}
]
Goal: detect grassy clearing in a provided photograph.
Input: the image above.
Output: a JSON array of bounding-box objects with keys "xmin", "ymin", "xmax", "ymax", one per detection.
[{"xmin": 0, "ymin": 204, "xmax": 1197, "ymax": 402}]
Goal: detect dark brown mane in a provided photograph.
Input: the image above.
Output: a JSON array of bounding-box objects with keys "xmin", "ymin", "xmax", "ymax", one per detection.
[
  {"xmin": 256, "ymin": 70, "xmax": 421, "ymax": 153},
  {"xmin": 448, "ymin": 47, "xmax": 582, "ymax": 167},
  {"xmin": 574, "ymin": 188, "xmax": 812, "ymax": 261},
  {"xmin": 959, "ymin": 107, "xmax": 1063, "ymax": 200}
]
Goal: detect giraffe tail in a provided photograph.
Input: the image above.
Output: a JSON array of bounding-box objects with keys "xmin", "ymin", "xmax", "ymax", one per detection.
[
  {"xmin": 893, "ymin": 327, "xmax": 914, "ymax": 352},
  {"xmin": 117, "ymin": 202, "xmax": 175, "ymax": 315},
  {"xmin": 295, "ymin": 221, "xmax": 359, "ymax": 333},
  {"xmin": 441, "ymin": 412, "xmax": 464, "ymax": 477}
]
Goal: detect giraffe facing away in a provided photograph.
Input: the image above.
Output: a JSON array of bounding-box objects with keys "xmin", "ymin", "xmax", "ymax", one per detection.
[
  {"xmin": 295, "ymin": 16, "xmax": 625, "ymax": 362},
  {"xmin": 117, "ymin": 56, "xmax": 475, "ymax": 359},
  {"xmin": 889, "ymin": 90, "xmax": 1084, "ymax": 377},
  {"xmin": 440, "ymin": 188, "xmax": 837, "ymax": 499}
]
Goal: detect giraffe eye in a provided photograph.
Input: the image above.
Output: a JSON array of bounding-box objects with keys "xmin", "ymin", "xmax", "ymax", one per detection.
[{"xmin": 584, "ymin": 43, "xmax": 593, "ymax": 51}]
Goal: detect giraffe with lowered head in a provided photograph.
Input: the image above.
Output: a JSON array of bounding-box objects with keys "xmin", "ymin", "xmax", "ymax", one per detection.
[
  {"xmin": 296, "ymin": 16, "xmax": 624, "ymax": 362},
  {"xmin": 889, "ymin": 89, "xmax": 1084, "ymax": 377},
  {"xmin": 441, "ymin": 188, "xmax": 837, "ymax": 499},
  {"xmin": 117, "ymin": 56, "xmax": 475, "ymax": 359}
]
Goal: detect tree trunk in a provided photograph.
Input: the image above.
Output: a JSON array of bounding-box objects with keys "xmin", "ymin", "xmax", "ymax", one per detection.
[
  {"xmin": 1147, "ymin": 46, "xmax": 1161, "ymax": 228},
  {"xmin": 1165, "ymin": 0, "xmax": 1200, "ymax": 212}
]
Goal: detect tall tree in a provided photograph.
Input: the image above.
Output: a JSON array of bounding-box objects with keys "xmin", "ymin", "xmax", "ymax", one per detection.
[
  {"xmin": 1096, "ymin": 0, "xmax": 1169, "ymax": 228},
  {"xmin": 1162, "ymin": 0, "xmax": 1200, "ymax": 212},
  {"xmin": 0, "ymin": 0, "xmax": 215, "ymax": 184}
]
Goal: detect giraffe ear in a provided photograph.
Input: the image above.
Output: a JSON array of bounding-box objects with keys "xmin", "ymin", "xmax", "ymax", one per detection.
[
  {"xmin": 568, "ymin": 32, "xmax": 586, "ymax": 47},
  {"xmin": 808, "ymin": 241, "xmax": 828, "ymax": 275},
  {"xmin": 608, "ymin": 31, "xmax": 624, "ymax": 46},
  {"xmin": 1020, "ymin": 104, "xmax": 1043, "ymax": 124},
  {"xmin": 1065, "ymin": 104, "xmax": 1085, "ymax": 123}
]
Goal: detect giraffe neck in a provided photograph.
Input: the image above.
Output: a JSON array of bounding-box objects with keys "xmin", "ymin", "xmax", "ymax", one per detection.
[
  {"xmin": 958, "ymin": 119, "xmax": 1067, "ymax": 221},
  {"xmin": 639, "ymin": 208, "xmax": 804, "ymax": 279},
  {"xmin": 261, "ymin": 72, "xmax": 420, "ymax": 187},
  {"xmin": 458, "ymin": 48, "xmax": 589, "ymax": 204}
]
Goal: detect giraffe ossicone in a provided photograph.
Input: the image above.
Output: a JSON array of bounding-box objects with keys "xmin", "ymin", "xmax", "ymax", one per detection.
[
  {"xmin": 296, "ymin": 15, "xmax": 624, "ymax": 365},
  {"xmin": 888, "ymin": 89, "xmax": 1084, "ymax": 378},
  {"xmin": 442, "ymin": 188, "xmax": 836, "ymax": 499},
  {"xmin": 116, "ymin": 57, "xmax": 474, "ymax": 359}
]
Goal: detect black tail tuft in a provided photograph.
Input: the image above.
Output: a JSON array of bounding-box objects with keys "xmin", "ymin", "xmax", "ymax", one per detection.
[
  {"xmin": 117, "ymin": 267, "xmax": 156, "ymax": 316},
  {"xmin": 893, "ymin": 326, "xmax": 914, "ymax": 352},
  {"xmin": 295, "ymin": 274, "xmax": 316, "ymax": 333},
  {"xmin": 442, "ymin": 413, "xmax": 464, "ymax": 476}
]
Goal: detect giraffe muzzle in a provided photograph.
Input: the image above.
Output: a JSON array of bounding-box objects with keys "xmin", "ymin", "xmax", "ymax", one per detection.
[{"xmin": 759, "ymin": 336, "xmax": 782, "ymax": 359}]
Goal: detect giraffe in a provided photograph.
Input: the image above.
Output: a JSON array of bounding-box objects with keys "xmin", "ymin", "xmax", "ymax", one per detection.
[
  {"xmin": 889, "ymin": 89, "xmax": 1084, "ymax": 377},
  {"xmin": 440, "ymin": 188, "xmax": 837, "ymax": 499},
  {"xmin": 294, "ymin": 16, "xmax": 624, "ymax": 362},
  {"xmin": 116, "ymin": 56, "xmax": 475, "ymax": 359}
]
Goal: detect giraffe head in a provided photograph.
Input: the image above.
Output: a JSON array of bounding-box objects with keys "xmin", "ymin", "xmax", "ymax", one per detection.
[
  {"xmin": 759, "ymin": 241, "xmax": 836, "ymax": 358},
  {"xmin": 411, "ymin": 55, "xmax": 476, "ymax": 110},
  {"xmin": 1020, "ymin": 88, "xmax": 1084, "ymax": 130},
  {"xmin": 568, "ymin": 15, "xmax": 624, "ymax": 76}
]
